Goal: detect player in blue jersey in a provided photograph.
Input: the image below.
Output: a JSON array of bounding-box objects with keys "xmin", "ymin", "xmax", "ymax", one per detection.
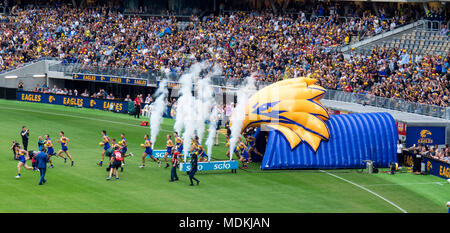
[
  {"xmin": 119, "ymin": 133, "xmax": 128, "ymax": 155},
  {"xmin": 245, "ymin": 134, "xmax": 262, "ymax": 162},
  {"xmin": 237, "ymin": 138, "xmax": 249, "ymax": 169},
  {"xmin": 245, "ymin": 134, "xmax": 255, "ymax": 148},
  {"xmin": 97, "ymin": 130, "xmax": 111, "ymax": 167},
  {"xmin": 189, "ymin": 136, "xmax": 205, "ymax": 162},
  {"xmin": 174, "ymin": 132, "xmax": 183, "ymax": 155},
  {"xmin": 44, "ymin": 134, "xmax": 56, "ymax": 168},
  {"xmin": 163, "ymin": 134, "xmax": 174, "ymax": 168},
  {"xmin": 140, "ymin": 134, "xmax": 160, "ymax": 168},
  {"xmin": 188, "ymin": 142, "xmax": 199, "ymax": 164},
  {"xmin": 197, "ymin": 143, "xmax": 208, "ymax": 162},
  {"xmin": 189, "ymin": 140, "xmax": 198, "ymax": 155},
  {"xmin": 116, "ymin": 133, "xmax": 133, "ymax": 172},
  {"xmin": 225, "ymin": 135, "xmax": 242, "ymax": 161},
  {"xmin": 15, "ymin": 145, "xmax": 33, "ymax": 178},
  {"xmin": 56, "ymin": 131, "xmax": 74, "ymax": 166},
  {"xmin": 118, "ymin": 133, "xmax": 133, "ymax": 168}
]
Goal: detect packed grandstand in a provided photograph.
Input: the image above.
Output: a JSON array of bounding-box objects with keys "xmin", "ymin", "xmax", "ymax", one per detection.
[{"xmin": 0, "ymin": 0, "xmax": 448, "ymax": 108}]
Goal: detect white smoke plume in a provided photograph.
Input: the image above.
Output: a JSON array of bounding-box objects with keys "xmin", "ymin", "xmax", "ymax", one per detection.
[
  {"xmin": 194, "ymin": 65, "xmax": 221, "ymax": 144},
  {"xmin": 173, "ymin": 62, "xmax": 205, "ymax": 135},
  {"xmin": 228, "ymin": 75, "xmax": 257, "ymax": 159},
  {"xmin": 205, "ymin": 105, "xmax": 219, "ymax": 161},
  {"xmin": 181, "ymin": 95, "xmax": 196, "ymax": 158},
  {"xmin": 172, "ymin": 62, "xmax": 208, "ymax": 160},
  {"xmin": 150, "ymin": 79, "xmax": 168, "ymax": 148},
  {"xmin": 194, "ymin": 97, "xmax": 206, "ymax": 143}
]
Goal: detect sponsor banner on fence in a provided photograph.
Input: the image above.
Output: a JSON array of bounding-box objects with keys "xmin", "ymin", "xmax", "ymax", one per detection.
[
  {"xmin": 17, "ymin": 91, "xmax": 128, "ymax": 113},
  {"xmin": 148, "ymin": 149, "xmax": 191, "ymax": 159},
  {"xmin": 150, "ymin": 150, "xmax": 167, "ymax": 159},
  {"xmin": 73, "ymin": 74, "xmax": 147, "ymax": 86},
  {"xmin": 423, "ymin": 157, "xmax": 450, "ymax": 179},
  {"xmin": 406, "ymin": 126, "xmax": 446, "ymax": 147},
  {"xmin": 179, "ymin": 160, "xmax": 239, "ymax": 172}
]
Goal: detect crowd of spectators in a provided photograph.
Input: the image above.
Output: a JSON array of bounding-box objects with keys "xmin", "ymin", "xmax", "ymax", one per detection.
[
  {"xmin": 29, "ymin": 82, "xmax": 119, "ymax": 100},
  {"xmin": 1, "ymin": 3, "xmax": 448, "ymax": 107},
  {"xmin": 424, "ymin": 7, "xmax": 447, "ymax": 23},
  {"xmin": 309, "ymin": 46, "xmax": 449, "ymax": 107},
  {"xmin": 0, "ymin": 4, "xmax": 415, "ymax": 75},
  {"xmin": 401, "ymin": 143, "xmax": 450, "ymax": 165}
]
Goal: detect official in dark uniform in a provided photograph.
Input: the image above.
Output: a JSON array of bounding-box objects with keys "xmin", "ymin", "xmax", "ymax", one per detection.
[
  {"xmin": 170, "ymin": 152, "xmax": 179, "ymax": 182},
  {"xmin": 225, "ymin": 120, "xmax": 231, "ymax": 138},
  {"xmin": 413, "ymin": 144, "xmax": 424, "ymax": 174},
  {"xmin": 35, "ymin": 148, "xmax": 49, "ymax": 185},
  {"xmin": 20, "ymin": 126, "xmax": 29, "ymax": 151},
  {"xmin": 189, "ymin": 151, "xmax": 200, "ymax": 186}
]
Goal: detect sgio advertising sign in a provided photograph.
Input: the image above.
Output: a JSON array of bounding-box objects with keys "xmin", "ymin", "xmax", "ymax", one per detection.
[
  {"xmin": 148, "ymin": 150, "xmax": 191, "ymax": 159},
  {"xmin": 180, "ymin": 161, "xmax": 239, "ymax": 172},
  {"xmin": 150, "ymin": 150, "xmax": 168, "ymax": 159}
]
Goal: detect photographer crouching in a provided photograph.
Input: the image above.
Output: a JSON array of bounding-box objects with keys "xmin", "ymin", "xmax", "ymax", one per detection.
[{"xmin": 10, "ymin": 140, "xmax": 20, "ymax": 160}]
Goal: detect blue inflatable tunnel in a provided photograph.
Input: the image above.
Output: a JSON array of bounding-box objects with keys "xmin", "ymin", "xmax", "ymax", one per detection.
[{"xmin": 260, "ymin": 112, "xmax": 398, "ymax": 170}]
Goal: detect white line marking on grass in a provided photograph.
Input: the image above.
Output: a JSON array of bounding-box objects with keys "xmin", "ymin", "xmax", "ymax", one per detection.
[
  {"xmin": 363, "ymin": 182, "xmax": 445, "ymax": 187},
  {"xmin": 0, "ymin": 104, "xmax": 226, "ymax": 144},
  {"xmin": 0, "ymin": 105, "xmax": 172, "ymax": 131},
  {"xmin": 319, "ymin": 170, "xmax": 408, "ymax": 213}
]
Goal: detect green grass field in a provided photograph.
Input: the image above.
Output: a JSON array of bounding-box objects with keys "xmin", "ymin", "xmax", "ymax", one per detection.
[{"xmin": 0, "ymin": 99, "xmax": 448, "ymax": 213}]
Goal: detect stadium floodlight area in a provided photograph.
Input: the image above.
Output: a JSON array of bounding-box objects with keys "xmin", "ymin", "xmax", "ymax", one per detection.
[{"xmin": 32, "ymin": 74, "xmax": 46, "ymax": 78}]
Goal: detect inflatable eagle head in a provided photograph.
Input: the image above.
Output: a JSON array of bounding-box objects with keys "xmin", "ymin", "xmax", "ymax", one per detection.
[{"xmin": 240, "ymin": 77, "xmax": 330, "ymax": 152}]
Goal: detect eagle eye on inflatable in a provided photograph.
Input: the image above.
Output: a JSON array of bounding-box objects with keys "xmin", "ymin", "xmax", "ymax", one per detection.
[{"xmin": 237, "ymin": 78, "xmax": 398, "ymax": 170}]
